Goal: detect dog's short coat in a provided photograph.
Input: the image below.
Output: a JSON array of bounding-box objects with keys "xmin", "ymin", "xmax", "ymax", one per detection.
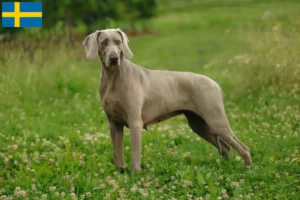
[{"xmin": 83, "ymin": 28, "xmax": 252, "ymax": 174}]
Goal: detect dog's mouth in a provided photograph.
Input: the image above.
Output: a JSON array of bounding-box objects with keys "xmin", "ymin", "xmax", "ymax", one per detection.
[
  {"xmin": 107, "ymin": 58, "xmax": 120, "ymax": 68},
  {"xmin": 102, "ymin": 60, "xmax": 118, "ymax": 68},
  {"xmin": 107, "ymin": 62, "xmax": 119, "ymax": 68},
  {"xmin": 102, "ymin": 53, "xmax": 121, "ymax": 67},
  {"xmin": 110, "ymin": 60, "xmax": 119, "ymax": 66}
]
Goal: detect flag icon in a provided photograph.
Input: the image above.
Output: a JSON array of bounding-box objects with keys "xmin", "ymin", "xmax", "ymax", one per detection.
[{"xmin": 2, "ymin": 2, "xmax": 42, "ymax": 28}]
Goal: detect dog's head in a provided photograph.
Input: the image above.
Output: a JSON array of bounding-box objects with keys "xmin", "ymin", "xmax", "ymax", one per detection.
[{"xmin": 83, "ymin": 28, "xmax": 133, "ymax": 67}]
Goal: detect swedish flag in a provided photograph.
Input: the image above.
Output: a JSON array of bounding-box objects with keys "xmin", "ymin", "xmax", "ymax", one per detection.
[{"xmin": 2, "ymin": 2, "xmax": 42, "ymax": 28}]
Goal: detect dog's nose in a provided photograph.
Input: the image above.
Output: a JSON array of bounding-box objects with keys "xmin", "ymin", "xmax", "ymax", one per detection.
[{"xmin": 109, "ymin": 54, "xmax": 118, "ymax": 64}]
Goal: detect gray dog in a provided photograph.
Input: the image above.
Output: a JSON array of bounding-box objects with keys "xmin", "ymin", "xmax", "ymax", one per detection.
[{"xmin": 83, "ymin": 28, "xmax": 252, "ymax": 174}]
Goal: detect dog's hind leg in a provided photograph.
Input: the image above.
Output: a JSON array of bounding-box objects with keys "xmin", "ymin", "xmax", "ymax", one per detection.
[
  {"xmin": 212, "ymin": 125, "xmax": 252, "ymax": 165},
  {"xmin": 191, "ymin": 87, "xmax": 252, "ymax": 165},
  {"xmin": 184, "ymin": 111, "xmax": 231, "ymax": 159},
  {"xmin": 195, "ymin": 104, "xmax": 252, "ymax": 165}
]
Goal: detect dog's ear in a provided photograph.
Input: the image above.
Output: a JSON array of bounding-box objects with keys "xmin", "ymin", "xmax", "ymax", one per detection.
[
  {"xmin": 83, "ymin": 30, "xmax": 101, "ymax": 60},
  {"xmin": 116, "ymin": 28, "xmax": 133, "ymax": 59}
]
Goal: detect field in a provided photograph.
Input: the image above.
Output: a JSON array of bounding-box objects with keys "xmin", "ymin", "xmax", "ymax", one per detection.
[{"xmin": 0, "ymin": 0, "xmax": 300, "ymax": 199}]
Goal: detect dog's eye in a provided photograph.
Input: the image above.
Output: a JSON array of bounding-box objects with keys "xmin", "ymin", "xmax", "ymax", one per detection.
[
  {"xmin": 116, "ymin": 40, "xmax": 121, "ymax": 45},
  {"xmin": 101, "ymin": 41, "xmax": 108, "ymax": 46}
]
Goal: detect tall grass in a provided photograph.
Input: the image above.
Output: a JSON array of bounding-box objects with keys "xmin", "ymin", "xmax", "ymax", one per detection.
[{"xmin": 243, "ymin": 28, "xmax": 300, "ymax": 91}]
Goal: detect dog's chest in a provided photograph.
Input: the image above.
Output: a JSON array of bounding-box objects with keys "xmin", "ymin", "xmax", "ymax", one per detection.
[{"xmin": 102, "ymin": 96, "xmax": 126, "ymax": 121}]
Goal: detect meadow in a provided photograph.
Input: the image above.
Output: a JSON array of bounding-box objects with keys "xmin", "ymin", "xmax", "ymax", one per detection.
[{"xmin": 0, "ymin": 0, "xmax": 299, "ymax": 199}]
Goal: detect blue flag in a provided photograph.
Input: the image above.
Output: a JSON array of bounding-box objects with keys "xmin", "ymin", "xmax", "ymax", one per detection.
[{"xmin": 2, "ymin": 2, "xmax": 42, "ymax": 28}]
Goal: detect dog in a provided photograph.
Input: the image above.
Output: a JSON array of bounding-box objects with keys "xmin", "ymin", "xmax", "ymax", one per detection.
[{"xmin": 83, "ymin": 28, "xmax": 252, "ymax": 174}]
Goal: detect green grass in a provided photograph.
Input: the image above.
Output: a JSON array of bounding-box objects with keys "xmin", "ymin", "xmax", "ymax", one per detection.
[{"xmin": 0, "ymin": 0, "xmax": 300, "ymax": 199}]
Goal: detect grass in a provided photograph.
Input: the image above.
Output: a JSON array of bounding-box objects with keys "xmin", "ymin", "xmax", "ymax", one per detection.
[{"xmin": 0, "ymin": 0, "xmax": 300, "ymax": 199}]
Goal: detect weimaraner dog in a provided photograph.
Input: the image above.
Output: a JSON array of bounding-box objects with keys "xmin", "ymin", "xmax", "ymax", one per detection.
[{"xmin": 83, "ymin": 28, "xmax": 252, "ymax": 174}]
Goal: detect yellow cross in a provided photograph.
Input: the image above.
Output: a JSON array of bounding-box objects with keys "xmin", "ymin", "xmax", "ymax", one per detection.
[{"xmin": 2, "ymin": 2, "xmax": 42, "ymax": 27}]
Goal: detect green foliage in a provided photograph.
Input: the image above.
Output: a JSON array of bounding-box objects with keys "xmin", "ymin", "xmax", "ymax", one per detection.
[{"xmin": 0, "ymin": 0, "xmax": 157, "ymax": 34}]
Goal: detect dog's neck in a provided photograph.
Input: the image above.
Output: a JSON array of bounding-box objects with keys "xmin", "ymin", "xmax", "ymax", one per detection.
[{"xmin": 99, "ymin": 56, "xmax": 127, "ymax": 97}]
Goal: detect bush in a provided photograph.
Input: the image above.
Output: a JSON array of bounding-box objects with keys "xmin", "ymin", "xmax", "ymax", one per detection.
[{"xmin": 0, "ymin": 0, "xmax": 158, "ymax": 35}]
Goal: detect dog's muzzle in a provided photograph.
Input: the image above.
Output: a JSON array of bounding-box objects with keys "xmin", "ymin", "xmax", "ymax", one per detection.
[{"xmin": 109, "ymin": 54, "xmax": 119, "ymax": 66}]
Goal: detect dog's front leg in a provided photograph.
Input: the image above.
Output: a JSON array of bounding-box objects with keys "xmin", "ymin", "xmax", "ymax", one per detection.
[
  {"xmin": 109, "ymin": 120, "xmax": 125, "ymax": 168},
  {"xmin": 129, "ymin": 119, "xmax": 143, "ymax": 175}
]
